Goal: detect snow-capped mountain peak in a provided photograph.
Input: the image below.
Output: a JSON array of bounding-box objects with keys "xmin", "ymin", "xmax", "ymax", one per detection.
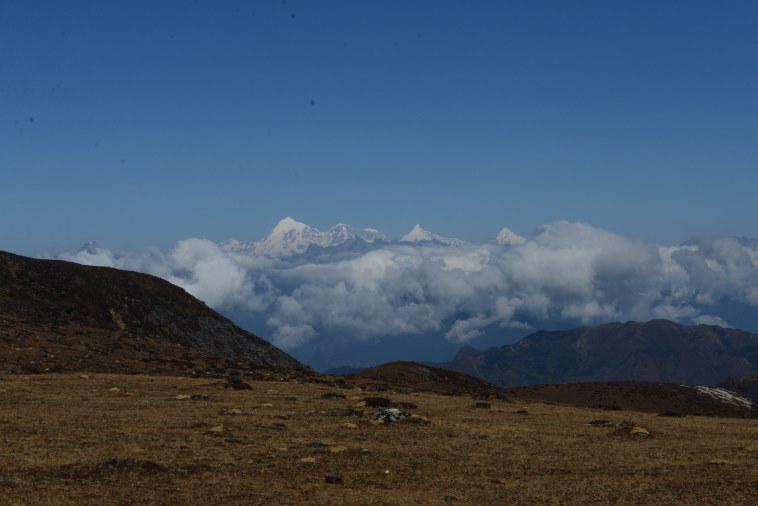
[
  {"xmin": 401, "ymin": 224, "xmax": 465, "ymax": 246},
  {"xmin": 495, "ymin": 227, "xmax": 526, "ymax": 246},
  {"xmin": 402, "ymin": 224, "xmax": 434, "ymax": 242},
  {"xmin": 270, "ymin": 217, "xmax": 309, "ymax": 237}
]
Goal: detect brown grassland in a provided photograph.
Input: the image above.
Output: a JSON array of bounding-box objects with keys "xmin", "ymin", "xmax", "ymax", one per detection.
[{"xmin": 2, "ymin": 373, "xmax": 758, "ymax": 505}]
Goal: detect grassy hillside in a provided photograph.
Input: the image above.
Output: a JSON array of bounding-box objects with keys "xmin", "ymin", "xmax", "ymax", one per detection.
[{"xmin": 2, "ymin": 374, "xmax": 758, "ymax": 505}]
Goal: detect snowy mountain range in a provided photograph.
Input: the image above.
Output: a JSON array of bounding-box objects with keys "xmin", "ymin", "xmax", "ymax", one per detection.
[
  {"xmin": 220, "ymin": 218, "xmax": 386, "ymax": 257},
  {"xmin": 220, "ymin": 218, "xmax": 525, "ymax": 258}
]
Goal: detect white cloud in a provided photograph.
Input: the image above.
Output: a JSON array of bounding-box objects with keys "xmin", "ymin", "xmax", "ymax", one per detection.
[{"xmin": 57, "ymin": 221, "xmax": 758, "ymax": 349}]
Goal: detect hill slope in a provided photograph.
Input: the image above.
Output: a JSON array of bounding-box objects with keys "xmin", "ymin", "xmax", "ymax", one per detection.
[
  {"xmin": 0, "ymin": 251, "xmax": 304, "ymax": 375},
  {"xmin": 441, "ymin": 320, "xmax": 758, "ymax": 387},
  {"xmin": 346, "ymin": 361, "xmax": 507, "ymax": 398},
  {"xmin": 719, "ymin": 372, "xmax": 758, "ymax": 404},
  {"xmin": 507, "ymin": 382, "xmax": 757, "ymax": 418}
]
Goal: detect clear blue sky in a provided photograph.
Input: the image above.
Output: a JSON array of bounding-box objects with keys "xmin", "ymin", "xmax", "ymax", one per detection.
[{"xmin": 3, "ymin": 0, "xmax": 757, "ymax": 256}]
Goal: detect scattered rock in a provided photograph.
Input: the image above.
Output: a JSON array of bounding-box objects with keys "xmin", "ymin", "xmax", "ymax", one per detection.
[
  {"xmin": 108, "ymin": 387, "xmax": 120, "ymax": 392},
  {"xmin": 363, "ymin": 397, "xmax": 392, "ymax": 407},
  {"xmin": 261, "ymin": 403, "xmax": 273, "ymax": 408},
  {"xmin": 342, "ymin": 423, "xmax": 358, "ymax": 429},
  {"xmin": 321, "ymin": 392, "xmax": 346, "ymax": 399},
  {"xmin": 95, "ymin": 458, "xmax": 166, "ymax": 476},
  {"xmin": 175, "ymin": 394, "xmax": 191, "ymax": 400},
  {"xmin": 359, "ymin": 448, "xmax": 371, "ymax": 456},
  {"xmin": 299, "ymin": 457, "xmax": 317, "ymax": 464},
  {"xmin": 408, "ymin": 414, "xmax": 431, "ymax": 425},
  {"xmin": 223, "ymin": 408, "xmax": 243, "ymax": 415},
  {"xmin": 328, "ymin": 445, "xmax": 348, "ymax": 453},
  {"xmin": 610, "ymin": 420, "xmax": 654, "ymax": 439},
  {"xmin": 79, "ymin": 374, "xmax": 90, "ymax": 379},
  {"xmin": 630, "ymin": 426, "xmax": 651, "ymax": 438},
  {"xmin": 256, "ymin": 423, "xmax": 287, "ymax": 431},
  {"xmin": 335, "ymin": 408, "xmax": 364, "ymax": 417},
  {"xmin": 354, "ymin": 401, "xmax": 367, "ymax": 407},
  {"xmin": 224, "ymin": 378, "xmax": 253, "ymax": 390},
  {"xmin": 325, "ymin": 475, "xmax": 343, "ymax": 484},
  {"xmin": 207, "ymin": 425, "xmax": 224, "ymax": 433},
  {"xmin": 374, "ymin": 408, "xmax": 410, "ymax": 423}
]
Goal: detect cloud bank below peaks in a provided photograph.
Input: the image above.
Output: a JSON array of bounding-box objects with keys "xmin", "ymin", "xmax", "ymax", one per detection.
[{"xmin": 58, "ymin": 220, "xmax": 758, "ymax": 350}]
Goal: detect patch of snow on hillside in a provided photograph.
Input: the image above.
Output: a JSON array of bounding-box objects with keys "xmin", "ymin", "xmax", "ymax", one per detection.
[{"xmin": 688, "ymin": 385, "xmax": 755, "ymax": 409}]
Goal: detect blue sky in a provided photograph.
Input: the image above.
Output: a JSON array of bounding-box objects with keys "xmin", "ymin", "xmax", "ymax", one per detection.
[{"xmin": 3, "ymin": 0, "xmax": 757, "ymax": 256}]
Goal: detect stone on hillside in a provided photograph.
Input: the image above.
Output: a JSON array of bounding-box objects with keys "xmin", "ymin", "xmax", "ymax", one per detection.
[
  {"xmin": 224, "ymin": 378, "xmax": 253, "ymax": 390},
  {"xmin": 321, "ymin": 392, "xmax": 346, "ymax": 399},
  {"xmin": 374, "ymin": 408, "xmax": 410, "ymax": 423},
  {"xmin": 363, "ymin": 397, "xmax": 392, "ymax": 407},
  {"xmin": 207, "ymin": 425, "xmax": 224, "ymax": 433},
  {"xmin": 224, "ymin": 408, "xmax": 243, "ymax": 415},
  {"xmin": 256, "ymin": 422, "xmax": 287, "ymax": 430},
  {"xmin": 630, "ymin": 426, "xmax": 651, "ymax": 438},
  {"xmin": 108, "ymin": 387, "xmax": 120, "ymax": 392},
  {"xmin": 342, "ymin": 423, "xmax": 358, "ymax": 429},
  {"xmin": 408, "ymin": 414, "xmax": 431, "ymax": 425},
  {"xmin": 328, "ymin": 445, "xmax": 348, "ymax": 453},
  {"xmin": 175, "ymin": 394, "xmax": 191, "ymax": 400},
  {"xmin": 94, "ymin": 458, "xmax": 167, "ymax": 476},
  {"xmin": 610, "ymin": 420, "xmax": 654, "ymax": 439},
  {"xmin": 300, "ymin": 457, "xmax": 317, "ymax": 463}
]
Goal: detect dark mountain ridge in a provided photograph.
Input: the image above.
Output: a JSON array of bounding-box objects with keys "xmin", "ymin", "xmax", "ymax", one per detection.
[
  {"xmin": 0, "ymin": 251, "xmax": 304, "ymax": 375},
  {"xmin": 441, "ymin": 319, "xmax": 758, "ymax": 387}
]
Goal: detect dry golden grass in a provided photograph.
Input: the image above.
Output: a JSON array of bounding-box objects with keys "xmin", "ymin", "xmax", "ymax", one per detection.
[{"xmin": 2, "ymin": 374, "xmax": 758, "ymax": 505}]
